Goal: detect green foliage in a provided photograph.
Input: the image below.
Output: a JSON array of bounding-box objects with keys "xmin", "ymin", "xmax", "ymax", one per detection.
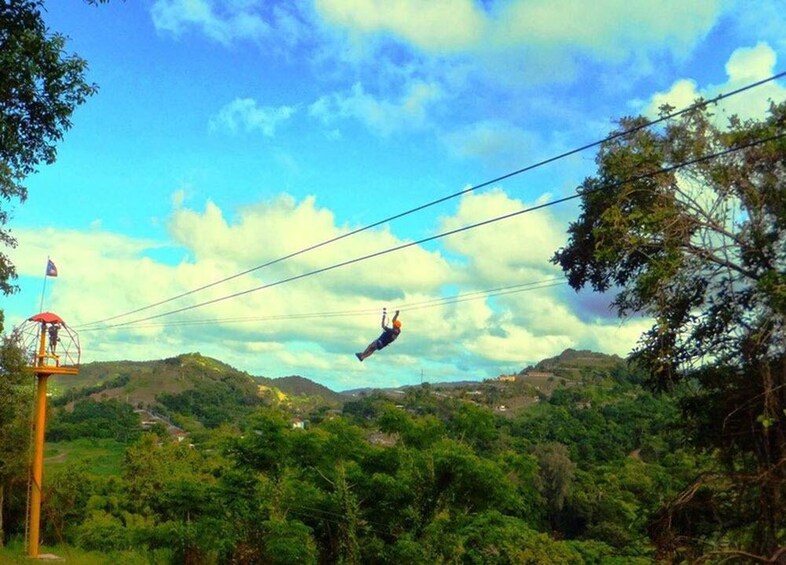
[
  {"xmin": 0, "ymin": 539, "xmax": 172, "ymax": 565},
  {"xmin": 512, "ymin": 385, "xmax": 680, "ymax": 467},
  {"xmin": 0, "ymin": 335, "xmax": 32, "ymax": 545},
  {"xmin": 77, "ymin": 511, "xmax": 129, "ymax": 552},
  {"xmin": 447, "ymin": 402, "xmax": 500, "ymax": 450},
  {"xmin": 122, "ymin": 434, "xmax": 220, "ymax": 520},
  {"xmin": 0, "ymin": 365, "xmax": 689, "ymax": 563},
  {"xmin": 51, "ymin": 354, "xmax": 276, "ymax": 431},
  {"xmin": 157, "ymin": 381, "xmax": 261, "ymax": 428},
  {"xmin": 260, "ymin": 518, "xmax": 317, "ymax": 565},
  {"xmin": 231, "ymin": 408, "xmax": 291, "ymax": 476},
  {"xmin": 425, "ymin": 511, "xmax": 585, "ymax": 564},
  {"xmin": 553, "ymin": 104, "xmax": 786, "ymax": 380},
  {"xmin": 534, "ymin": 443, "xmax": 576, "ymax": 521},
  {"xmin": 553, "ymin": 100, "xmax": 786, "ymax": 559},
  {"xmin": 45, "ymin": 438, "xmax": 127, "ymax": 476},
  {"xmin": 50, "ymin": 374, "xmax": 131, "ymax": 407},
  {"xmin": 43, "ymin": 462, "xmax": 96, "ymax": 542},
  {"xmin": 48, "ymin": 399, "xmax": 141, "ymax": 442}
]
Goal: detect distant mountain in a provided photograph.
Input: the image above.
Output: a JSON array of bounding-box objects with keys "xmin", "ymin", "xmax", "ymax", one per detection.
[
  {"xmin": 522, "ymin": 348, "xmax": 624, "ymax": 378},
  {"xmin": 50, "ymin": 353, "xmax": 342, "ymax": 428},
  {"xmin": 341, "ymin": 380, "xmax": 482, "ymax": 397},
  {"xmin": 255, "ymin": 375, "xmax": 344, "ymax": 404},
  {"xmin": 48, "ymin": 349, "xmax": 623, "ymax": 427},
  {"xmin": 50, "ymin": 352, "xmax": 259, "ymax": 407}
]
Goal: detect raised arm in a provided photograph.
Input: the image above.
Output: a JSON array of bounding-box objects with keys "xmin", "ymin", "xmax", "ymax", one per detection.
[
  {"xmin": 381, "ymin": 308, "xmax": 387, "ymax": 329},
  {"xmin": 392, "ymin": 310, "xmax": 400, "ymax": 323}
]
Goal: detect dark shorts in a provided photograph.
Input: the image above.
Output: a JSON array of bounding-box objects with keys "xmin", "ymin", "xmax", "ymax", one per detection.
[{"xmin": 375, "ymin": 329, "xmax": 398, "ymax": 350}]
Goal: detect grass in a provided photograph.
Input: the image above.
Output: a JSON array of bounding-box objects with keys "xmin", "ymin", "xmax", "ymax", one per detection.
[
  {"xmin": 0, "ymin": 540, "xmax": 172, "ymax": 564},
  {"xmin": 45, "ymin": 438, "xmax": 127, "ymax": 476}
]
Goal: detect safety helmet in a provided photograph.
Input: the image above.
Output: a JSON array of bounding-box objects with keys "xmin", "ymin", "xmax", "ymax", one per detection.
[{"xmin": 393, "ymin": 319, "xmax": 402, "ymax": 329}]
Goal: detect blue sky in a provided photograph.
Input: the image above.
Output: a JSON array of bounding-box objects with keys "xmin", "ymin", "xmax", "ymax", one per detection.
[{"xmin": 4, "ymin": 0, "xmax": 786, "ymax": 391}]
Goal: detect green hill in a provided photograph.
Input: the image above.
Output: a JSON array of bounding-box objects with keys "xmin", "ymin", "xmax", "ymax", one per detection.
[
  {"xmin": 524, "ymin": 348, "xmax": 624, "ymax": 379},
  {"xmin": 49, "ymin": 352, "xmax": 342, "ymax": 428},
  {"xmin": 50, "ymin": 352, "xmax": 258, "ymax": 406},
  {"xmin": 46, "ymin": 349, "xmax": 623, "ymax": 428},
  {"xmin": 260, "ymin": 374, "xmax": 344, "ymax": 403}
]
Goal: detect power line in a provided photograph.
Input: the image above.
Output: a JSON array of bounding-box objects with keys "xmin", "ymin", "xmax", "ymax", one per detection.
[
  {"xmin": 76, "ymin": 71, "xmax": 786, "ymax": 329},
  {"xmin": 86, "ymin": 130, "xmax": 786, "ymax": 330},
  {"xmin": 76, "ymin": 278, "xmax": 566, "ymax": 333}
]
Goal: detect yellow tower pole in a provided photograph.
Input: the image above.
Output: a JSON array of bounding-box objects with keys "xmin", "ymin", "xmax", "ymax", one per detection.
[
  {"xmin": 27, "ymin": 374, "xmax": 49, "ymax": 557},
  {"xmin": 19, "ymin": 313, "xmax": 79, "ymax": 559},
  {"xmin": 27, "ymin": 325, "xmax": 49, "ymax": 558}
]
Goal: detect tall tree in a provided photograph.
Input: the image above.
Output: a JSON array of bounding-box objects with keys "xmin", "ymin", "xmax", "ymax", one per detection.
[
  {"xmin": 553, "ymin": 100, "xmax": 786, "ymax": 559},
  {"xmin": 0, "ymin": 0, "xmax": 98, "ymax": 305},
  {"xmin": 0, "ymin": 335, "xmax": 32, "ymax": 546},
  {"xmin": 533, "ymin": 442, "xmax": 575, "ymax": 531}
]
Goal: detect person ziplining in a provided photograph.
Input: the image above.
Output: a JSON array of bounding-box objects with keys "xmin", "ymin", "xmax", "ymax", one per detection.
[{"xmin": 356, "ymin": 308, "xmax": 401, "ymax": 362}]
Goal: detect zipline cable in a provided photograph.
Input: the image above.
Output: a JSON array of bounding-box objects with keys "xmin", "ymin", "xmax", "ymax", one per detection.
[
  {"xmin": 90, "ymin": 130, "xmax": 786, "ymax": 330},
  {"xmin": 77, "ymin": 278, "xmax": 566, "ymax": 333},
  {"xmin": 75, "ymin": 71, "xmax": 786, "ymax": 329}
]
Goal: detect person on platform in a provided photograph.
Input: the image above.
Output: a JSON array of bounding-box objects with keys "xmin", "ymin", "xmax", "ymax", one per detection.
[{"xmin": 48, "ymin": 323, "xmax": 60, "ymax": 355}]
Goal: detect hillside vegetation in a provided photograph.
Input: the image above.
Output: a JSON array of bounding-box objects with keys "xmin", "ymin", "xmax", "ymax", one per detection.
[
  {"xmin": 49, "ymin": 352, "xmax": 343, "ymax": 429},
  {"xmin": 0, "ymin": 348, "xmax": 708, "ymax": 564}
]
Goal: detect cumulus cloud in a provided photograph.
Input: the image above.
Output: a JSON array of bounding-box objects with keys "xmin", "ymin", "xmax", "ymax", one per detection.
[
  {"xmin": 209, "ymin": 98, "xmax": 296, "ymax": 137},
  {"xmin": 644, "ymin": 42, "xmax": 786, "ymax": 121},
  {"xmin": 309, "ymin": 80, "xmax": 442, "ymax": 135},
  {"xmin": 7, "ymin": 191, "xmax": 649, "ymax": 389},
  {"xmin": 6, "ymin": 228, "xmax": 171, "ymax": 332},
  {"xmin": 437, "ymin": 189, "xmax": 567, "ymax": 285}
]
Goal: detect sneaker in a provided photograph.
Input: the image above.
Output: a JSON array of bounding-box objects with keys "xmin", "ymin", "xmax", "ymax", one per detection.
[{"xmin": 355, "ymin": 353, "xmax": 363, "ymax": 362}]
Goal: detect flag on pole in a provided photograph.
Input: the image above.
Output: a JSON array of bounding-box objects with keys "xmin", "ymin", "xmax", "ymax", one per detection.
[{"xmin": 46, "ymin": 259, "xmax": 58, "ymax": 277}]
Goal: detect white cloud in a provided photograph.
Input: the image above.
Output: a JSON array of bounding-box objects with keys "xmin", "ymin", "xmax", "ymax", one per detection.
[
  {"xmin": 437, "ymin": 189, "xmax": 567, "ymax": 285},
  {"xmin": 314, "ymin": 0, "xmax": 486, "ymax": 52},
  {"xmin": 442, "ymin": 121, "xmax": 540, "ymax": 167},
  {"xmin": 497, "ymin": 0, "xmax": 719, "ymax": 60},
  {"xmin": 151, "ymin": 0, "xmax": 270, "ymax": 45},
  {"xmin": 315, "ymin": 0, "xmax": 722, "ymax": 61},
  {"xmin": 152, "ymin": 0, "xmax": 726, "ymax": 66},
  {"xmin": 647, "ymin": 78, "xmax": 700, "ymax": 115},
  {"xmin": 209, "ymin": 98, "xmax": 296, "ymax": 137},
  {"xmin": 6, "ymin": 191, "xmax": 648, "ymax": 390},
  {"xmin": 309, "ymin": 80, "xmax": 442, "ymax": 135},
  {"xmin": 726, "ymin": 42, "xmax": 777, "ymax": 82},
  {"xmin": 167, "ymin": 194, "xmax": 452, "ymax": 294},
  {"xmin": 467, "ymin": 325, "xmax": 573, "ymax": 365},
  {"xmin": 644, "ymin": 42, "xmax": 786, "ymax": 121}
]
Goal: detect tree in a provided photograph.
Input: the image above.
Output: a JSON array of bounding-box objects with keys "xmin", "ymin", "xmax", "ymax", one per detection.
[
  {"xmin": 0, "ymin": 0, "xmax": 98, "ymax": 301},
  {"xmin": 0, "ymin": 335, "xmax": 32, "ymax": 546},
  {"xmin": 533, "ymin": 443, "xmax": 576, "ymax": 530},
  {"xmin": 553, "ymin": 100, "xmax": 786, "ymax": 558},
  {"xmin": 260, "ymin": 518, "xmax": 318, "ymax": 565},
  {"xmin": 448, "ymin": 403, "xmax": 499, "ymax": 451}
]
